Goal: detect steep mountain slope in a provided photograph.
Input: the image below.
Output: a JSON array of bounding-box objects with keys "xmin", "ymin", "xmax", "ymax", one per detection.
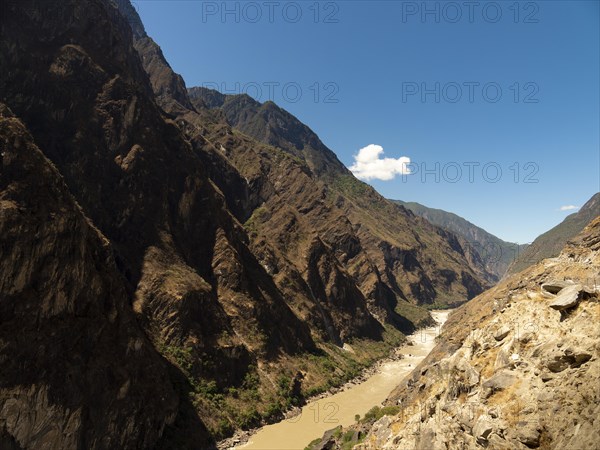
[
  {"xmin": 311, "ymin": 217, "xmax": 600, "ymax": 450},
  {"xmin": 393, "ymin": 200, "xmax": 528, "ymax": 280},
  {"xmin": 1, "ymin": 0, "xmax": 492, "ymax": 445},
  {"xmin": 186, "ymin": 88, "xmax": 349, "ymax": 179},
  {"xmin": 186, "ymin": 87, "xmax": 492, "ymax": 312},
  {"xmin": 0, "ymin": 0, "xmax": 312, "ymax": 444},
  {"xmin": 120, "ymin": 3, "xmax": 412, "ymax": 340},
  {"xmin": 508, "ymin": 192, "xmax": 600, "ymax": 275},
  {"xmin": 0, "ymin": 103, "xmax": 186, "ymax": 449}
]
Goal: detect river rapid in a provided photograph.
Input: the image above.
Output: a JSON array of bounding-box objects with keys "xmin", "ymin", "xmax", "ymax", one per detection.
[{"xmin": 233, "ymin": 310, "xmax": 451, "ymax": 450}]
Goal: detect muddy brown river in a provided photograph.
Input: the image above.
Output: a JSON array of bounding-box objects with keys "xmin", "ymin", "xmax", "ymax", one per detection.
[{"xmin": 234, "ymin": 310, "xmax": 450, "ymax": 450}]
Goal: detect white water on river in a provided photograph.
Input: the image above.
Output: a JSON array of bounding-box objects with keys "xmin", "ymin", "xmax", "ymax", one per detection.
[{"xmin": 234, "ymin": 310, "xmax": 451, "ymax": 450}]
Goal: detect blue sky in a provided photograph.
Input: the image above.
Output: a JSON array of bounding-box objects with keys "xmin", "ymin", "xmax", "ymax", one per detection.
[{"xmin": 135, "ymin": 0, "xmax": 599, "ymax": 243}]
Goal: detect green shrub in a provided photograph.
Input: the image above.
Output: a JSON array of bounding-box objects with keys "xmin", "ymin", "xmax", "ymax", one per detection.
[
  {"xmin": 238, "ymin": 407, "xmax": 261, "ymax": 429},
  {"xmin": 242, "ymin": 367, "xmax": 260, "ymax": 389},
  {"xmin": 214, "ymin": 419, "xmax": 234, "ymax": 440},
  {"xmin": 342, "ymin": 430, "xmax": 354, "ymax": 442},
  {"xmin": 264, "ymin": 401, "xmax": 283, "ymax": 419},
  {"xmin": 362, "ymin": 405, "xmax": 401, "ymax": 423}
]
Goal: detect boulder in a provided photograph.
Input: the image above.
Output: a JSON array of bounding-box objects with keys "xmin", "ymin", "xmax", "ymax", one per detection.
[
  {"xmin": 494, "ymin": 325, "xmax": 511, "ymax": 341},
  {"xmin": 518, "ymin": 331, "xmax": 535, "ymax": 344},
  {"xmin": 415, "ymin": 426, "xmax": 436, "ymax": 450},
  {"xmin": 564, "ymin": 347, "xmax": 593, "ymax": 367},
  {"xmin": 549, "ymin": 284, "xmax": 582, "ymax": 310},
  {"xmin": 488, "ymin": 433, "xmax": 514, "ymax": 449},
  {"xmin": 540, "ymin": 372, "xmax": 554, "ymax": 382},
  {"xmin": 547, "ymin": 354, "xmax": 570, "ymax": 373},
  {"xmin": 473, "ymin": 417, "xmax": 494, "ymax": 444},
  {"xmin": 547, "ymin": 347, "xmax": 592, "ymax": 372},
  {"xmin": 515, "ymin": 421, "xmax": 541, "ymax": 447},
  {"xmin": 494, "ymin": 339, "xmax": 516, "ymax": 371},
  {"xmin": 482, "ymin": 370, "xmax": 516, "ymax": 391},
  {"xmin": 541, "ymin": 280, "xmax": 576, "ymax": 295},
  {"xmin": 454, "ymin": 355, "xmax": 480, "ymax": 388},
  {"xmin": 311, "ymin": 426, "xmax": 342, "ymax": 450}
]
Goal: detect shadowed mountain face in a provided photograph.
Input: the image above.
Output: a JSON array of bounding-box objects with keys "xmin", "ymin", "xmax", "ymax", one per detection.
[
  {"xmin": 392, "ymin": 200, "xmax": 528, "ymax": 281},
  {"xmin": 1, "ymin": 0, "xmax": 313, "ymax": 445},
  {"xmin": 1, "ymin": 0, "xmax": 490, "ymax": 445},
  {"xmin": 508, "ymin": 192, "xmax": 600, "ymax": 275},
  {"xmin": 0, "ymin": 103, "xmax": 185, "ymax": 450}
]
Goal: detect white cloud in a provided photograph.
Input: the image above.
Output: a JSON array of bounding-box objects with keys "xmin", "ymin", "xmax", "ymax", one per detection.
[
  {"xmin": 559, "ymin": 205, "xmax": 579, "ymax": 211},
  {"xmin": 349, "ymin": 144, "xmax": 411, "ymax": 181}
]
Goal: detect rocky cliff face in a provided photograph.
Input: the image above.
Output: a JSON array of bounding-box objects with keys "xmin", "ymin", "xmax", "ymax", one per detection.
[
  {"xmin": 1, "ymin": 0, "xmax": 312, "ymax": 445},
  {"xmin": 1, "ymin": 0, "xmax": 492, "ymax": 446},
  {"xmin": 315, "ymin": 218, "xmax": 600, "ymax": 450},
  {"xmin": 185, "ymin": 88, "xmax": 491, "ymax": 312},
  {"xmin": 0, "ymin": 104, "xmax": 187, "ymax": 449},
  {"xmin": 508, "ymin": 192, "xmax": 600, "ymax": 275}
]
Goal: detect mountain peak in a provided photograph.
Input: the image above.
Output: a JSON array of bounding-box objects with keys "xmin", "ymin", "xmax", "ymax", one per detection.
[
  {"xmin": 110, "ymin": 0, "xmax": 147, "ymax": 38},
  {"xmin": 188, "ymin": 85, "xmax": 349, "ymax": 177}
]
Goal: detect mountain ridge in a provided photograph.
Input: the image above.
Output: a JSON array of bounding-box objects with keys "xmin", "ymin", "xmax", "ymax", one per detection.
[
  {"xmin": 186, "ymin": 87, "xmax": 496, "ymax": 301},
  {"xmin": 392, "ymin": 200, "xmax": 528, "ymax": 281},
  {"xmin": 508, "ymin": 192, "xmax": 600, "ymax": 275},
  {"xmin": 187, "ymin": 86, "xmax": 351, "ymax": 178}
]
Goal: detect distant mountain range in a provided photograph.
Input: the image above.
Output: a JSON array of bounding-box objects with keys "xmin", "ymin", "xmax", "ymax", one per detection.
[
  {"xmin": 392, "ymin": 200, "xmax": 527, "ymax": 281},
  {"xmin": 507, "ymin": 192, "xmax": 600, "ymax": 274}
]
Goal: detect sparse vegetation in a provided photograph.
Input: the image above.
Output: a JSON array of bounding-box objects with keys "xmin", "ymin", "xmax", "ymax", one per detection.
[
  {"xmin": 361, "ymin": 405, "xmax": 401, "ymax": 423},
  {"xmin": 156, "ymin": 333, "xmax": 414, "ymax": 440},
  {"xmin": 304, "ymin": 437, "xmax": 322, "ymax": 450},
  {"xmin": 394, "ymin": 301, "xmax": 434, "ymax": 327},
  {"xmin": 244, "ymin": 205, "xmax": 270, "ymax": 235},
  {"xmin": 331, "ymin": 174, "xmax": 372, "ymax": 198}
]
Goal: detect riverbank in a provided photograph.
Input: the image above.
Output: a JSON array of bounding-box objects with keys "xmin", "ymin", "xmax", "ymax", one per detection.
[
  {"xmin": 218, "ymin": 340, "xmax": 407, "ymax": 449},
  {"xmin": 219, "ymin": 310, "xmax": 450, "ymax": 450}
]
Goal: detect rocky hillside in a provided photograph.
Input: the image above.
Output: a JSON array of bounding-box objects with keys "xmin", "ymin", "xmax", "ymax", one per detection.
[
  {"xmin": 0, "ymin": 103, "xmax": 187, "ymax": 449},
  {"xmin": 392, "ymin": 200, "xmax": 528, "ymax": 281},
  {"xmin": 312, "ymin": 217, "xmax": 600, "ymax": 450},
  {"xmin": 186, "ymin": 87, "xmax": 349, "ymax": 179},
  {"xmin": 1, "ymin": 0, "xmax": 491, "ymax": 446},
  {"xmin": 1, "ymin": 1, "xmax": 310, "ymax": 446},
  {"xmin": 508, "ymin": 192, "xmax": 599, "ymax": 275},
  {"xmin": 186, "ymin": 87, "xmax": 494, "ymax": 311}
]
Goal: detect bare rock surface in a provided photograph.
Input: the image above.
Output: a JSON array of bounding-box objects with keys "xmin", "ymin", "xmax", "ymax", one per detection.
[
  {"xmin": 548, "ymin": 284, "xmax": 583, "ymax": 310},
  {"xmin": 0, "ymin": 105, "xmax": 184, "ymax": 449},
  {"xmin": 309, "ymin": 218, "xmax": 600, "ymax": 450}
]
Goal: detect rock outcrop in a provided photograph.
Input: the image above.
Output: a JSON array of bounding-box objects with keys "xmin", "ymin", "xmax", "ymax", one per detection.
[{"xmin": 310, "ymin": 218, "xmax": 600, "ymax": 450}]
